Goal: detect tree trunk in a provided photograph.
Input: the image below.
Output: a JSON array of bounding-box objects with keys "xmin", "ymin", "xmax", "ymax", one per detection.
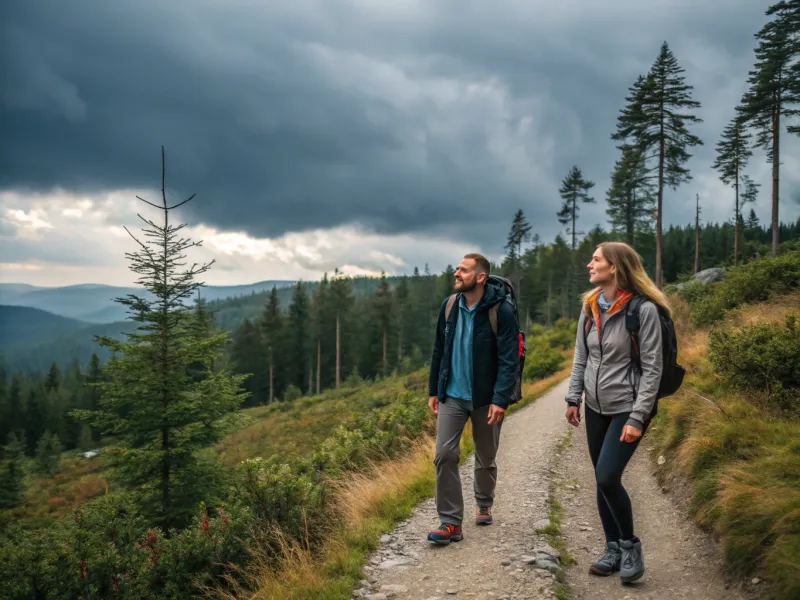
[
  {"xmin": 694, "ymin": 194, "xmax": 700, "ymax": 274},
  {"xmin": 734, "ymin": 168, "xmax": 740, "ymax": 266},
  {"xmin": 771, "ymin": 99, "xmax": 780, "ymax": 257},
  {"xmin": 397, "ymin": 327, "xmax": 403, "ymax": 363},
  {"xmin": 268, "ymin": 348, "xmax": 274, "ymax": 404},
  {"xmin": 382, "ymin": 328, "xmax": 388, "ymax": 376},
  {"xmin": 308, "ymin": 362, "xmax": 313, "ymax": 396},
  {"xmin": 161, "ymin": 426, "xmax": 169, "ymax": 526},
  {"xmin": 335, "ymin": 313, "xmax": 341, "ymax": 389},
  {"xmin": 546, "ymin": 276, "xmax": 552, "ymax": 327},
  {"xmin": 656, "ymin": 92, "xmax": 665, "ymax": 288},
  {"xmin": 571, "ymin": 197, "xmax": 577, "ymax": 250},
  {"xmin": 316, "ymin": 337, "xmax": 321, "ymax": 395}
]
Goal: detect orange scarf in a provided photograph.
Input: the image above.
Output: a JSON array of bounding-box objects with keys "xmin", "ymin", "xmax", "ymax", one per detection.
[{"xmin": 584, "ymin": 287, "xmax": 633, "ymax": 339}]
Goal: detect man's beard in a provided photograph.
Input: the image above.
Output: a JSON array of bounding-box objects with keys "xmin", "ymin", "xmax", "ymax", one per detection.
[{"xmin": 454, "ymin": 278, "xmax": 477, "ymax": 293}]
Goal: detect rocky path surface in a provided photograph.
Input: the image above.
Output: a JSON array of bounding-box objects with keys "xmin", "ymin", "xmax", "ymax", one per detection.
[{"xmin": 355, "ymin": 379, "xmax": 756, "ymax": 600}]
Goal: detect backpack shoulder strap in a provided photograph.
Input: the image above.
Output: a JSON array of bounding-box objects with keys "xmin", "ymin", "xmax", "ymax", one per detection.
[
  {"xmin": 489, "ymin": 303, "xmax": 498, "ymax": 335},
  {"xmin": 625, "ymin": 295, "xmax": 647, "ymax": 367},
  {"xmin": 625, "ymin": 295, "xmax": 646, "ymax": 333},
  {"xmin": 444, "ymin": 294, "xmax": 458, "ymax": 321}
]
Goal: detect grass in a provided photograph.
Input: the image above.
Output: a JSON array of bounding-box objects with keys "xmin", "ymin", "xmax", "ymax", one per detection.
[
  {"xmin": 7, "ymin": 371, "xmax": 427, "ymax": 524},
  {"xmin": 647, "ymin": 291, "xmax": 800, "ymax": 600},
  {"xmin": 213, "ymin": 439, "xmax": 437, "ymax": 600},
  {"xmin": 212, "ymin": 364, "xmax": 573, "ymax": 600}
]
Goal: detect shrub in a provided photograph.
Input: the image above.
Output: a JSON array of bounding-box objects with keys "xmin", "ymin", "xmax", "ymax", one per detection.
[
  {"xmin": 708, "ymin": 315, "xmax": 800, "ymax": 417},
  {"xmin": 680, "ymin": 251, "xmax": 800, "ymax": 327},
  {"xmin": 523, "ymin": 336, "xmax": 564, "ymax": 381}
]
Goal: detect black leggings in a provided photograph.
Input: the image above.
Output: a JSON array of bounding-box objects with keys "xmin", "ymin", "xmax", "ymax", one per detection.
[{"xmin": 585, "ymin": 405, "xmax": 649, "ymax": 542}]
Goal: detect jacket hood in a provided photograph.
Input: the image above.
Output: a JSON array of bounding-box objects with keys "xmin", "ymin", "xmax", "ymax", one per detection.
[{"xmin": 477, "ymin": 278, "xmax": 507, "ymax": 309}]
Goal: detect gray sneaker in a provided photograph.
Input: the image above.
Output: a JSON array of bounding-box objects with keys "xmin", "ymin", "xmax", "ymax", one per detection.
[
  {"xmin": 589, "ymin": 541, "xmax": 621, "ymax": 576},
  {"xmin": 619, "ymin": 537, "xmax": 645, "ymax": 583}
]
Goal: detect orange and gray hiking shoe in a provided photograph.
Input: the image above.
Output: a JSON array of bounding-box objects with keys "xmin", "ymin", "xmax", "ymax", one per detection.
[
  {"xmin": 427, "ymin": 523, "xmax": 463, "ymax": 545},
  {"xmin": 476, "ymin": 506, "xmax": 493, "ymax": 525}
]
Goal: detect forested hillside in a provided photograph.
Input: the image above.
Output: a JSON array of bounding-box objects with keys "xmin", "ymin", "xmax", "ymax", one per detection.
[{"xmin": 1, "ymin": 3, "xmax": 800, "ymax": 598}]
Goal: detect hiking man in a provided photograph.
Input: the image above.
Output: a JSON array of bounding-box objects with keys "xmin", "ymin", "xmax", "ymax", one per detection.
[{"xmin": 426, "ymin": 253, "xmax": 519, "ymax": 545}]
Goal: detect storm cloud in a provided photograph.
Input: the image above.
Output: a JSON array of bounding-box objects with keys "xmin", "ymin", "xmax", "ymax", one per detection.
[{"xmin": 1, "ymin": 0, "xmax": 797, "ymax": 255}]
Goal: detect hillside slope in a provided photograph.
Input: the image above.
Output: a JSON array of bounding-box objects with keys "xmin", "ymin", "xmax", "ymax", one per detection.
[
  {"xmin": 0, "ymin": 305, "xmax": 88, "ymax": 348},
  {"xmin": 0, "ymin": 280, "xmax": 294, "ymax": 323}
]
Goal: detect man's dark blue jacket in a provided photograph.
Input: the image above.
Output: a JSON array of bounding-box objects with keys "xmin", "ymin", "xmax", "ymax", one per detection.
[{"xmin": 427, "ymin": 279, "xmax": 518, "ymax": 409}]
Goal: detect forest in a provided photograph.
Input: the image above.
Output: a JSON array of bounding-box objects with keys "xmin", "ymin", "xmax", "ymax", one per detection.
[{"xmin": 1, "ymin": 2, "xmax": 800, "ymax": 598}]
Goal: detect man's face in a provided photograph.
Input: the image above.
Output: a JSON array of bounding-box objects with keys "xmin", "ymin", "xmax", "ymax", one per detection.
[{"xmin": 454, "ymin": 258, "xmax": 484, "ymax": 293}]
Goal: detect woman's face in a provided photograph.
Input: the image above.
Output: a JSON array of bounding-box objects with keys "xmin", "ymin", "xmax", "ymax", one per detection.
[{"xmin": 587, "ymin": 247, "xmax": 615, "ymax": 286}]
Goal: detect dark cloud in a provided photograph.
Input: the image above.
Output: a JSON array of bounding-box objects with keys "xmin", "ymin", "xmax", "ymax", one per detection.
[{"xmin": 1, "ymin": 0, "xmax": 795, "ymax": 256}]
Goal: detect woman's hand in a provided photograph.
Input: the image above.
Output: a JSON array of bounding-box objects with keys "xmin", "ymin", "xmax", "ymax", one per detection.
[
  {"xmin": 620, "ymin": 424, "xmax": 642, "ymax": 443},
  {"xmin": 566, "ymin": 405, "xmax": 581, "ymax": 427}
]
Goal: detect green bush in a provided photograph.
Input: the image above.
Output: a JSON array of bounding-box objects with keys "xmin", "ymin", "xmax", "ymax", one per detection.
[
  {"xmin": 523, "ymin": 336, "xmax": 564, "ymax": 381},
  {"xmin": 708, "ymin": 315, "xmax": 800, "ymax": 417},
  {"xmin": 680, "ymin": 251, "xmax": 800, "ymax": 327}
]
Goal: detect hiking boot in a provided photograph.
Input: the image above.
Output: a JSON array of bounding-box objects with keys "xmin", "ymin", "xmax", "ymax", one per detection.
[
  {"xmin": 619, "ymin": 537, "xmax": 645, "ymax": 583},
  {"xmin": 476, "ymin": 506, "xmax": 493, "ymax": 526},
  {"xmin": 588, "ymin": 541, "xmax": 621, "ymax": 576},
  {"xmin": 427, "ymin": 523, "xmax": 463, "ymax": 545}
]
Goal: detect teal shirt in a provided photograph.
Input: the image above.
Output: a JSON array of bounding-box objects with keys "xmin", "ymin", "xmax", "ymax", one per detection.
[{"xmin": 445, "ymin": 295, "xmax": 477, "ymax": 409}]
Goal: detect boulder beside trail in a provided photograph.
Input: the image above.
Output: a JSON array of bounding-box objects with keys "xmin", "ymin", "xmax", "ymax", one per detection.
[{"xmin": 676, "ymin": 267, "xmax": 725, "ymax": 290}]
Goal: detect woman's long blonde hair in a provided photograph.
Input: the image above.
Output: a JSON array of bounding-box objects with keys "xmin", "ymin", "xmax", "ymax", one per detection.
[{"xmin": 580, "ymin": 241, "xmax": 672, "ymax": 317}]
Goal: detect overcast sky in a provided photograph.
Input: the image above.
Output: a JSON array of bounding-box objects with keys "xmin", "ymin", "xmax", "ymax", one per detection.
[{"xmin": 1, "ymin": 0, "xmax": 798, "ymax": 287}]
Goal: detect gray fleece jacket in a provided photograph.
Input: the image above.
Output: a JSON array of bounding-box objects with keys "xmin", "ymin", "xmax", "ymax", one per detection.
[{"xmin": 565, "ymin": 299, "xmax": 663, "ymax": 430}]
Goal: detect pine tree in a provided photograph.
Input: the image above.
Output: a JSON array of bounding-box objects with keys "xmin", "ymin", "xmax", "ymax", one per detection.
[
  {"xmin": 35, "ymin": 431, "xmax": 62, "ymax": 477},
  {"xmin": 44, "ymin": 362, "xmax": 60, "ymax": 393},
  {"xmin": 310, "ymin": 275, "xmax": 329, "ymax": 395},
  {"xmin": 737, "ymin": 2, "xmax": 800, "ymax": 256},
  {"xmin": 287, "ymin": 282, "xmax": 310, "ymax": 394},
  {"xmin": 612, "ymin": 41, "xmax": 703, "ymax": 287},
  {"xmin": 557, "ymin": 166, "xmax": 596, "ymax": 250},
  {"xmin": 504, "ymin": 209, "xmax": 532, "ymax": 264},
  {"xmin": 0, "ymin": 432, "xmax": 26, "ymax": 509},
  {"xmin": 371, "ymin": 272, "xmax": 394, "ymax": 377},
  {"xmin": 260, "ymin": 286, "xmax": 284, "ymax": 403},
  {"xmin": 712, "ymin": 116, "xmax": 753, "ymax": 265},
  {"xmin": 394, "ymin": 275, "xmax": 411, "ymax": 368},
  {"xmin": 86, "ymin": 353, "xmax": 102, "ymax": 441},
  {"xmin": 606, "ymin": 144, "xmax": 655, "ymax": 245},
  {"xmin": 746, "ymin": 207, "xmax": 761, "ymax": 230},
  {"xmin": 329, "ymin": 270, "xmax": 354, "ymax": 389},
  {"xmin": 694, "ymin": 194, "xmax": 701, "ymax": 274},
  {"xmin": 76, "ymin": 147, "xmax": 246, "ymax": 530},
  {"xmin": 230, "ymin": 319, "xmax": 265, "ymax": 406}
]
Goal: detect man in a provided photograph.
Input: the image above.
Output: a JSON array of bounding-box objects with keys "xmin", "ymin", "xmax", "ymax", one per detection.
[{"xmin": 426, "ymin": 253, "xmax": 518, "ymax": 545}]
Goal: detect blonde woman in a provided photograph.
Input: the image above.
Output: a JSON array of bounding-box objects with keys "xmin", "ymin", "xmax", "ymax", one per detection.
[{"xmin": 565, "ymin": 242, "xmax": 669, "ymax": 584}]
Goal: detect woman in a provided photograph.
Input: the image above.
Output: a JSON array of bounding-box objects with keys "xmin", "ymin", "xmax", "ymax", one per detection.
[{"xmin": 564, "ymin": 241, "xmax": 667, "ymax": 584}]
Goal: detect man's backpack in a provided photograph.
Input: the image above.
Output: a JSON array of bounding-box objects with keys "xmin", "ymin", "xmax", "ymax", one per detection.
[
  {"xmin": 624, "ymin": 295, "xmax": 685, "ymax": 418},
  {"xmin": 444, "ymin": 275, "xmax": 527, "ymax": 404}
]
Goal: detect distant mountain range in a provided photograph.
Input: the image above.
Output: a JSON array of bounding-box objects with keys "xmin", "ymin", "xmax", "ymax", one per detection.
[
  {"xmin": 0, "ymin": 280, "xmax": 295, "ymax": 323},
  {"xmin": 0, "ymin": 280, "xmax": 296, "ymax": 373}
]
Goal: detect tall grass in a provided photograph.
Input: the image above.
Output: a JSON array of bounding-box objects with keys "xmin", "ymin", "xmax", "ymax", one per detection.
[{"xmin": 650, "ymin": 291, "xmax": 800, "ymax": 600}]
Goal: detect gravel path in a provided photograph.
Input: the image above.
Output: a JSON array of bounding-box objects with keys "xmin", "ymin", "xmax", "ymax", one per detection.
[
  {"xmin": 355, "ymin": 379, "xmax": 758, "ymax": 600},
  {"xmin": 355, "ymin": 379, "xmax": 572, "ymax": 600},
  {"xmin": 554, "ymin": 414, "xmax": 762, "ymax": 600}
]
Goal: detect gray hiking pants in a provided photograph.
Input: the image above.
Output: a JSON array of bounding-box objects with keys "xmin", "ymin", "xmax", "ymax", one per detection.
[{"xmin": 434, "ymin": 397, "xmax": 504, "ymax": 526}]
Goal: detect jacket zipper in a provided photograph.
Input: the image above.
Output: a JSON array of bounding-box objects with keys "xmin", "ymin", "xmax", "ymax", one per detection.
[{"xmin": 594, "ymin": 320, "xmax": 606, "ymax": 415}]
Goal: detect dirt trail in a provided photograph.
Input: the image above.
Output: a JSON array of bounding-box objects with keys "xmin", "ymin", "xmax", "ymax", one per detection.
[
  {"xmin": 554, "ymin": 417, "xmax": 761, "ymax": 600},
  {"xmin": 355, "ymin": 380, "xmax": 756, "ymax": 600}
]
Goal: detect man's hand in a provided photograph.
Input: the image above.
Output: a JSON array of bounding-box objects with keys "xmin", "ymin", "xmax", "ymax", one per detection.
[
  {"xmin": 566, "ymin": 405, "xmax": 580, "ymax": 427},
  {"xmin": 487, "ymin": 404, "xmax": 505, "ymax": 425},
  {"xmin": 428, "ymin": 396, "xmax": 439, "ymax": 415},
  {"xmin": 620, "ymin": 424, "xmax": 642, "ymax": 443}
]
